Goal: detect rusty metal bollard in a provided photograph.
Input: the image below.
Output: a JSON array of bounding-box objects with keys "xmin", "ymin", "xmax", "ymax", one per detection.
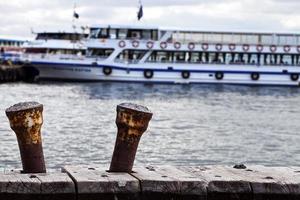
[
  {"xmin": 109, "ymin": 103, "xmax": 153, "ymax": 173},
  {"xmin": 5, "ymin": 102, "xmax": 46, "ymax": 173}
]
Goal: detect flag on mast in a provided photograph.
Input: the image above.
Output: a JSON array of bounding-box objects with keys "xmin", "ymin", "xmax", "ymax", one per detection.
[
  {"xmin": 74, "ymin": 11, "xmax": 79, "ymax": 19},
  {"xmin": 137, "ymin": 1, "xmax": 143, "ymax": 20},
  {"xmin": 73, "ymin": 2, "xmax": 79, "ymax": 19}
]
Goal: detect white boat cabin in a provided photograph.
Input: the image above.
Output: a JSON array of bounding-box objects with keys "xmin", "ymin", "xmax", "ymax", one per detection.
[{"xmin": 86, "ymin": 24, "xmax": 300, "ymax": 67}]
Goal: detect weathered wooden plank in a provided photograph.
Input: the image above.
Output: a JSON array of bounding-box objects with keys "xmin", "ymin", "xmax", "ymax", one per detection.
[
  {"xmin": 132, "ymin": 166, "xmax": 207, "ymax": 200},
  {"xmin": 180, "ymin": 166, "xmax": 252, "ymax": 200},
  {"xmin": 241, "ymin": 166, "xmax": 300, "ymax": 200},
  {"xmin": 181, "ymin": 165, "xmax": 300, "ymax": 200},
  {"xmin": 63, "ymin": 165, "xmax": 140, "ymax": 200},
  {"xmin": 36, "ymin": 173, "xmax": 76, "ymax": 200},
  {"xmin": 0, "ymin": 172, "xmax": 76, "ymax": 200},
  {"xmin": 0, "ymin": 173, "xmax": 41, "ymax": 200}
]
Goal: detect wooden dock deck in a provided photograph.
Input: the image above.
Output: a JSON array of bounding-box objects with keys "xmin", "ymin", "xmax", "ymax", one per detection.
[{"xmin": 0, "ymin": 165, "xmax": 299, "ymax": 200}]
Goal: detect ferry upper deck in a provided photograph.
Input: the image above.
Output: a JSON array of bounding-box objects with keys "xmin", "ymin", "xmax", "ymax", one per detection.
[{"xmin": 89, "ymin": 24, "xmax": 300, "ymax": 46}]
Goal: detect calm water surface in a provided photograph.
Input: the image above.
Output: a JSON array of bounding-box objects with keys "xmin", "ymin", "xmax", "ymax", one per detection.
[{"xmin": 0, "ymin": 82, "xmax": 299, "ymax": 169}]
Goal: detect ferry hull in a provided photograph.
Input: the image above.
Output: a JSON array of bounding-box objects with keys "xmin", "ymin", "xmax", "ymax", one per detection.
[{"xmin": 29, "ymin": 61, "xmax": 300, "ymax": 86}]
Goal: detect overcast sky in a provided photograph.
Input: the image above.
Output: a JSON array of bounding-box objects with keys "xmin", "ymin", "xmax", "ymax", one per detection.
[{"xmin": 1, "ymin": 0, "xmax": 300, "ymax": 38}]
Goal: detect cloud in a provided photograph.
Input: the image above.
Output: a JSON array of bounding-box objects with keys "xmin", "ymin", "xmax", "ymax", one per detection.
[{"xmin": 0, "ymin": 0, "xmax": 300, "ymax": 38}]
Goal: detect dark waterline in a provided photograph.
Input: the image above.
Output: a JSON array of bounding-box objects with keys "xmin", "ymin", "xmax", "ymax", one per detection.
[{"xmin": 0, "ymin": 82, "xmax": 299, "ymax": 170}]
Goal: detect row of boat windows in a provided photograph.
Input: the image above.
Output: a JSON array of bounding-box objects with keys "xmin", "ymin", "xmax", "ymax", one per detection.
[
  {"xmin": 147, "ymin": 51, "xmax": 300, "ymax": 65},
  {"xmin": 94, "ymin": 49, "xmax": 300, "ymax": 66},
  {"xmin": 172, "ymin": 32, "xmax": 300, "ymax": 46},
  {"xmin": 24, "ymin": 47, "xmax": 300, "ymax": 66},
  {"xmin": 36, "ymin": 33, "xmax": 87, "ymax": 41},
  {"xmin": 25, "ymin": 48, "xmax": 86, "ymax": 55},
  {"xmin": 0, "ymin": 40, "xmax": 24, "ymax": 47},
  {"xmin": 89, "ymin": 28, "xmax": 158, "ymax": 40}
]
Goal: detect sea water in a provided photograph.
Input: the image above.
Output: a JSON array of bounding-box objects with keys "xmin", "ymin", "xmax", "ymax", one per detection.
[{"xmin": 0, "ymin": 82, "xmax": 299, "ymax": 169}]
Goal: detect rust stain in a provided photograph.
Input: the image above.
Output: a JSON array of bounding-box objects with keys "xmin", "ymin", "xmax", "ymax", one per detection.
[{"xmin": 7, "ymin": 108, "xmax": 43, "ymax": 145}]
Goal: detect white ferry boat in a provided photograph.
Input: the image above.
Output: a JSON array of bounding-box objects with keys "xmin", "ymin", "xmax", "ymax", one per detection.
[
  {"xmin": 22, "ymin": 24, "xmax": 300, "ymax": 86},
  {"xmin": 22, "ymin": 31, "xmax": 87, "ymax": 62},
  {"xmin": 0, "ymin": 36, "xmax": 26, "ymax": 62}
]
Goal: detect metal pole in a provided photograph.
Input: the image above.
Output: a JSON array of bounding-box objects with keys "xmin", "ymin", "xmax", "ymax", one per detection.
[
  {"xmin": 109, "ymin": 103, "xmax": 152, "ymax": 173},
  {"xmin": 6, "ymin": 102, "xmax": 46, "ymax": 173}
]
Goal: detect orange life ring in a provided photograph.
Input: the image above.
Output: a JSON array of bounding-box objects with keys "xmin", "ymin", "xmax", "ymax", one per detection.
[
  {"xmin": 229, "ymin": 44, "xmax": 236, "ymax": 51},
  {"xmin": 146, "ymin": 41, "xmax": 154, "ymax": 49},
  {"xmin": 284, "ymin": 45, "xmax": 291, "ymax": 53},
  {"xmin": 188, "ymin": 42, "xmax": 195, "ymax": 50},
  {"xmin": 132, "ymin": 40, "xmax": 139, "ymax": 48},
  {"xmin": 270, "ymin": 45, "xmax": 277, "ymax": 52},
  {"xmin": 160, "ymin": 42, "xmax": 167, "ymax": 49},
  {"xmin": 202, "ymin": 43, "xmax": 209, "ymax": 51},
  {"xmin": 174, "ymin": 42, "xmax": 181, "ymax": 49},
  {"xmin": 119, "ymin": 40, "xmax": 126, "ymax": 48},
  {"xmin": 215, "ymin": 43, "xmax": 222, "ymax": 51},
  {"xmin": 243, "ymin": 44, "xmax": 250, "ymax": 52},
  {"xmin": 256, "ymin": 44, "xmax": 263, "ymax": 52}
]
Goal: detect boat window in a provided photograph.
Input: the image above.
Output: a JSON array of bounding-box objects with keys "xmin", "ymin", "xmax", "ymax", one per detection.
[
  {"xmin": 174, "ymin": 52, "xmax": 186, "ymax": 62},
  {"xmin": 261, "ymin": 35, "xmax": 273, "ymax": 45},
  {"xmin": 127, "ymin": 30, "xmax": 142, "ymax": 39},
  {"xmin": 89, "ymin": 48, "xmax": 114, "ymax": 58},
  {"xmin": 98, "ymin": 28, "xmax": 109, "ymax": 39},
  {"xmin": 282, "ymin": 54, "xmax": 292, "ymax": 65},
  {"xmin": 190, "ymin": 52, "xmax": 200, "ymax": 63},
  {"xmin": 142, "ymin": 30, "xmax": 152, "ymax": 40},
  {"xmin": 25, "ymin": 48, "xmax": 47, "ymax": 54},
  {"xmin": 116, "ymin": 50, "xmax": 147, "ymax": 63},
  {"xmin": 151, "ymin": 30, "xmax": 158, "ymax": 40},
  {"xmin": 90, "ymin": 28, "xmax": 100, "ymax": 39},
  {"xmin": 110, "ymin": 29, "xmax": 117, "ymax": 39},
  {"xmin": 118, "ymin": 29, "xmax": 128, "ymax": 39}
]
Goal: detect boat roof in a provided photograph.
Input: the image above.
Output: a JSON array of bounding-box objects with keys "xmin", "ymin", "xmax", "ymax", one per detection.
[
  {"xmin": 90, "ymin": 24, "xmax": 159, "ymax": 30},
  {"xmin": 90, "ymin": 24, "xmax": 300, "ymax": 36},
  {"xmin": 0, "ymin": 35, "xmax": 28, "ymax": 42},
  {"xmin": 33, "ymin": 26, "xmax": 88, "ymax": 35}
]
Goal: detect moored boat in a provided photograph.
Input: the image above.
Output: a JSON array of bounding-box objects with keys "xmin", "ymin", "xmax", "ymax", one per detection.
[
  {"xmin": 0, "ymin": 36, "xmax": 26, "ymax": 63},
  {"xmin": 22, "ymin": 24, "xmax": 300, "ymax": 86}
]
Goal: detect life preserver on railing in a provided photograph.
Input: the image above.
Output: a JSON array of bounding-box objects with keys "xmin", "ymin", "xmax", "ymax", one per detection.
[
  {"xmin": 132, "ymin": 40, "xmax": 139, "ymax": 48},
  {"xmin": 270, "ymin": 45, "xmax": 277, "ymax": 52},
  {"xmin": 103, "ymin": 66, "xmax": 112, "ymax": 76},
  {"xmin": 146, "ymin": 41, "xmax": 154, "ymax": 49},
  {"xmin": 174, "ymin": 42, "xmax": 181, "ymax": 49},
  {"xmin": 243, "ymin": 44, "xmax": 250, "ymax": 52},
  {"xmin": 144, "ymin": 69, "xmax": 154, "ymax": 79},
  {"xmin": 291, "ymin": 73, "xmax": 299, "ymax": 81},
  {"xmin": 229, "ymin": 43, "xmax": 236, "ymax": 51},
  {"xmin": 119, "ymin": 40, "xmax": 126, "ymax": 48},
  {"xmin": 215, "ymin": 43, "xmax": 222, "ymax": 51},
  {"xmin": 188, "ymin": 42, "xmax": 195, "ymax": 50},
  {"xmin": 215, "ymin": 71, "xmax": 224, "ymax": 80},
  {"xmin": 284, "ymin": 45, "xmax": 291, "ymax": 53},
  {"xmin": 297, "ymin": 46, "xmax": 300, "ymax": 53},
  {"xmin": 181, "ymin": 71, "xmax": 190, "ymax": 79},
  {"xmin": 160, "ymin": 42, "xmax": 167, "ymax": 49},
  {"xmin": 201, "ymin": 43, "xmax": 209, "ymax": 51},
  {"xmin": 256, "ymin": 44, "xmax": 263, "ymax": 52},
  {"xmin": 251, "ymin": 72, "xmax": 260, "ymax": 81}
]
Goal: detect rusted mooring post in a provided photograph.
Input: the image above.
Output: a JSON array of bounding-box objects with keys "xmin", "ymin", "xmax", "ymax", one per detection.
[
  {"xmin": 5, "ymin": 102, "xmax": 46, "ymax": 173},
  {"xmin": 109, "ymin": 103, "xmax": 153, "ymax": 173}
]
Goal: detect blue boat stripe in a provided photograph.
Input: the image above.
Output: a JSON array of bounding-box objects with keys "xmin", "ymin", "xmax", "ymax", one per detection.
[{"xmin": 31, "ymin": 61, "xmax": 300, "ymax": 76}]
